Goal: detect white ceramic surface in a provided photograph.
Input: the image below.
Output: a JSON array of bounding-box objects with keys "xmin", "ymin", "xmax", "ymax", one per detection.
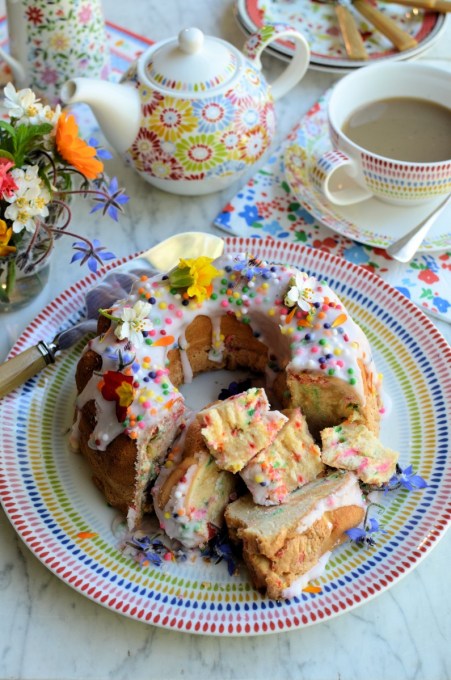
[
  {"xmin": 311, "ymin": 62, "xmax": 451, "ymax": 206},
  {"xmin": 284, "ymin": 88, "xmax": 451, "ymax": 250},
  {"xmin": 1, "ymin": 237, "xmax": 450, "ymax": 637},
  {"xmin": 62, "ymin": 24, "xmax": 310, "ymax": 195}
]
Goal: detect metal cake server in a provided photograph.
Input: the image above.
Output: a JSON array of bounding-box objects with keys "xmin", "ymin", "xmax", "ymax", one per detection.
[
  {"xmin": 0, "ymin": 232, "xmax": 224, "ymax": 399},
  {"xmin": 387, "ymin": 194, "xmax": 451, "ymax": 263}
]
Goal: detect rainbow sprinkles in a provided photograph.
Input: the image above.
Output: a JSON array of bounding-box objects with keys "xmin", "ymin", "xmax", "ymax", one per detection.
[{"xmin": 72, "ymin": 249, "xmax": 418, "ymax": 599}]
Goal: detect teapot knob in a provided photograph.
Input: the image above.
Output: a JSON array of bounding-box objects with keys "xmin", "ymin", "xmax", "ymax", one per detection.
[{"xmin": 178, "ymin": 27, "xmax": 204, "ymax": 54}]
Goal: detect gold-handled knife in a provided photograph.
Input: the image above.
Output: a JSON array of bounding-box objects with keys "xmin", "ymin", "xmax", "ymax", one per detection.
[
  {"xmin": 335, "ymin": 2, "xmax": 369, "ymax": 59},
  {"xmin": 353, "ymin": 0, "xmax": 418, "ymax": 51},
  {"xmin": 0, "ymin": 232, "xmax": 224, "ymax": 399}
]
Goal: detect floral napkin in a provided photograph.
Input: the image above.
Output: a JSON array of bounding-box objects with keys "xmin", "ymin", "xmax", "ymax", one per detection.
[{"xmin": 214, "ymin": 96, "xmax": 451, "ymax": 324}]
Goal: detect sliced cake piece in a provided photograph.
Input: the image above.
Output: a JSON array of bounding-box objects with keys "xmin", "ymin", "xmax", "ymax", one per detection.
[
  {"xmin": 225, "ymin": 472, "xmax": 365, "ymax": 599},
  {"xmin": 152, "ymin": 418, "xmax": 236, "ymax": 548},
  {"xmin": 198, "ymin": 387, "xmax": 288, "ymax": 473},
  {"xmin": 240, "ymin": 408, "xmax": 325, "ymax": 505},
  {"xmin": 320, "ymin": 415, "xmax": 398, "ymax": 486}
]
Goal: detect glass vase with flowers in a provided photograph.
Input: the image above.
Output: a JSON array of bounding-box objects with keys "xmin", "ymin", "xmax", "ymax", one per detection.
[{"xmin": 0, "ymin": 83, "xmax": 128, "ymax": 312}]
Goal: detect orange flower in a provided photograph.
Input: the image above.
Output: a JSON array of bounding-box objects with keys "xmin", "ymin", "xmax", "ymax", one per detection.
[
  {"xmin": 0, "ymin": 219, "xmax": 16, "ymax": 257},
  {"xmin": 56, "ymin": 112, "xmax": 103, "ymax": 179}
]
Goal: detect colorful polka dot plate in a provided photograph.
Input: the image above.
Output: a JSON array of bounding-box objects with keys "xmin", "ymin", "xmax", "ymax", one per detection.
[
  {"xmin": 283, "ymin": 91, "xmax": 451, "ymax": 252},
  {"xmin": 1, "ymin": 237, "xmax": 450, "ymax": 635},
  {"xmin": 235, "ymin": 0, "xmax": 449, "ymax": 71}
]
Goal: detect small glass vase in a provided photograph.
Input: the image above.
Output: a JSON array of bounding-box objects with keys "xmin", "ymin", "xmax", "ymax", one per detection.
[
  {"xmin": 0, "ymin": 258, "xmax": 51, "ymax": 313},
  {"xmin": 0, "ymin": 232, "xmax": 53, "ymax": 313}
]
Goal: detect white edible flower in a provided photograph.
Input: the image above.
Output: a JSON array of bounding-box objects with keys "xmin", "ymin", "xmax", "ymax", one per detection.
[
  {"xmin": 37, "ymin": 103, "xmax": 61, "ymax": 127},
  {"xmin": 114, "ymin": 300, "xmax": 153, "ymax": 346},
  {"xmin": 3, "ymin": 82, "xmax": 43, "ymax": 124},
  {"xmin": 284, "ymin": 273, "xmax": 317, "ymax": 311},
  {"xmin": 4, "ymin": 165, "xmax": 52, "ymax": 233}
]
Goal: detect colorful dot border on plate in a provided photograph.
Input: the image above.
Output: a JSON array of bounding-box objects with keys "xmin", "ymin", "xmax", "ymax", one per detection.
[{"xmin": 0, "ymin": 238, "xmax": 450, "ymax": 635}]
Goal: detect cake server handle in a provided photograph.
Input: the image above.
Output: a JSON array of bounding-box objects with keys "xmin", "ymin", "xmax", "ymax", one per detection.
[
  {"xmin": 0, "ymin": 232, "xmax": 225, "ymax": 400},
  {"xmin": 0, "ymin": 320, "xmax": 97, "ymax": 400},
  {"xmin": 0, "ymin": 344, "xmax": 55, "ymax": 399}
]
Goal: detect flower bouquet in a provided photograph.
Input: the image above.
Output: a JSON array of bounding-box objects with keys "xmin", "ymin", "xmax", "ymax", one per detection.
[{"xmin": 0, "ymin": 83, "xmax": 128, "ymax": 310}]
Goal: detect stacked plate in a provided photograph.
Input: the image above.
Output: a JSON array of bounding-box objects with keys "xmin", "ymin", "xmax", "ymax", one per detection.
[{"xmin": 235, "ymin": 0, "xmax": 449, "ymax": 72}]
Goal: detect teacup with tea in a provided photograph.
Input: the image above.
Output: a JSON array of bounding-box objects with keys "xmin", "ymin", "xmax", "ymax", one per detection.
[{"xmin": 312, "ymin": 62, "xmax": 451, "ymax": 206}]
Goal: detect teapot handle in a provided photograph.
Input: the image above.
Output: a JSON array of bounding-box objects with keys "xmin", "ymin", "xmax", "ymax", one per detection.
[
  {"xmin": 0, "ymin": 48, "xmax": 27, "ymax": 88},
  {"xmin": 243, "ymin": 23, "xmax": 310, "ymax": 101}
]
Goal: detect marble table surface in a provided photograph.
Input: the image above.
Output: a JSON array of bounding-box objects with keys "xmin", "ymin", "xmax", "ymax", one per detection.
[{"xmin": 0, "ymin": 1, "xmax": 450, "ymax": 679}]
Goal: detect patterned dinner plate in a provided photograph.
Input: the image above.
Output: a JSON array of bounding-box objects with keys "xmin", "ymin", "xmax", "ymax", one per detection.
[
  {"xmin": 236, "ymin": 0, "xmax": 449, "ymax": 70},
  {"xmin": 0, "ymin": 237, "xmax": 450, "ymax": 635},
  {"xmin": 284, "ymin": 92, "xmax": 451, "ymax": 251}
]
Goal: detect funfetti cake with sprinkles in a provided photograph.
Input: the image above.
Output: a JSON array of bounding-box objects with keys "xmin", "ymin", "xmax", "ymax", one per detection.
[{"xmin": 73, "ymin": 249, "xmax": 382, "ymax": 530}]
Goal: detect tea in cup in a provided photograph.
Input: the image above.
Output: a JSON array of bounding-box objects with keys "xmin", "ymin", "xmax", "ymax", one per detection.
[{"xmin": 312, "ymin": 62, "xmax": 451, "ymax": 206}]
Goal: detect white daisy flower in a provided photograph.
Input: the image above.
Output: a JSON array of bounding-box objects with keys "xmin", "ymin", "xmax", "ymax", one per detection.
[
  {"xmin": 5, "ymin": 165, "xmax": 51, "ymax": 233},
  {"xmin": 284, "ymin": 273, "xmax": 317, "ymax": 312},
  {"xmin": 3, "ymin": 82, "xmax": 43, "ymax": 124},
  {"xmin": 114, "ymin": 300, "xmax": 154, "ymax": 346},
  {"xmin": 37, "ymin": 103, "xmax": 61, "ymax": 127}
]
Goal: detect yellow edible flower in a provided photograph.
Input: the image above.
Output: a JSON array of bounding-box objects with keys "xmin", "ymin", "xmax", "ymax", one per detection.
[
  {"xmin": 0, "ymin": 219, "xmax": 16, "ymax": 257},
  {"xmin": 115, "ymin": 381, "xmax": 135, "ymax": 408},
  {"xmin": 172, "ymin": 256, "xmax": 220, "ymax": 301}
]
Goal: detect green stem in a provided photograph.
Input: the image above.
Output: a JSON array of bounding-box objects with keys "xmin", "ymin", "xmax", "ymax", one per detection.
[
  {"xmin": 5, "ymin": 258, "xmax": 16, "ymax": 300},
  {"xmin": 99, "ymin": 308, "xmax": 122, "ymax": 323}
]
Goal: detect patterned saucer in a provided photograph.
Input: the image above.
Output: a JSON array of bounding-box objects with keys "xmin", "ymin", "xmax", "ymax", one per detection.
[
  {"xmin": 0, "ymin": 237, "xmax": 450, "ymax": 635},
  {"xmin": 235, "ymin": 0, "xmax": 449, "ymax": 70},
  {"xmin": 284, "ymin": 93, "xmax": 451, "ymax": 251}
]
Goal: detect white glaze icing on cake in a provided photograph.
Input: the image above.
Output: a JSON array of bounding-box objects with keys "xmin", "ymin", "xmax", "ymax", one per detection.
[
  {"xmin": 281, "ymin": 551, "xmax": 331, "ymax": 599},
  {"xmin": 74, "ymin": 251, "xmax": 381, "ymax": 457}
]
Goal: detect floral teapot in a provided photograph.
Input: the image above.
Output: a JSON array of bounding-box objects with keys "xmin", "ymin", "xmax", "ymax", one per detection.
[{"xmin": 61, "ymin": 25, "xmax": 310, "ymax": 195}]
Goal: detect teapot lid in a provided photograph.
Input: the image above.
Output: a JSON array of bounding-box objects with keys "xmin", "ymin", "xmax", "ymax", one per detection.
[{"xmin": 143, "ymin": 28, "xmax": 241, "ymax": 94}]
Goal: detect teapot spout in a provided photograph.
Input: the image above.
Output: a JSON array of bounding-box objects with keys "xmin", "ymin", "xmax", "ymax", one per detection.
[{"xmin": 61, "ymin": 78, "xmax": 140, "ymax": 155}]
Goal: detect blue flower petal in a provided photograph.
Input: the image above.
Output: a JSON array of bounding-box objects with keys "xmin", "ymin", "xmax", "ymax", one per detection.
[
  {"xmin": 346, "ymin": 527, "xmax": 366, "ymax": 541},
  {"xmin": 88, "ymin": 257, "xmax": 98, "ymax": 273}
]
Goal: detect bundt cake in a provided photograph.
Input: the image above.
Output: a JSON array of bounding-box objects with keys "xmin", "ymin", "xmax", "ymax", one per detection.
[
  {"xmin": 197, "ymin": 387, "xmax": 288, "ymax": 473},
  {"xmin": 73, "ymin": 250, "xmax": 381, "ymax": 530},
  {"xmin": 152, "ymin": 417, "xmax": 237, "ymax": 548},
  {"xmin": 320, "ymin": 413, "xmax": 398, "ymax": 485},
  {"xmin": 240, "ymin": 407, "xmax": 325, "ymax": 505},
  {"xmin": 224, "ymin": 472, "xmax": 365, "ymax": 599}
]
